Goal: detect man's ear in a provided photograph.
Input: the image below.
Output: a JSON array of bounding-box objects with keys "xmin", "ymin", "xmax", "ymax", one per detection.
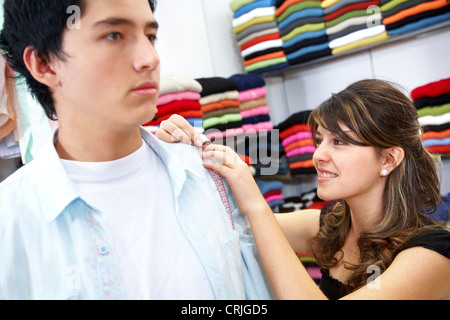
[
  {"xmin": 381, "ymin": 146, "xmax": 405, "ymax": 174},
  {"xmin": 23, "ymin": 46, "xmax": 60, "ymax": 88}
]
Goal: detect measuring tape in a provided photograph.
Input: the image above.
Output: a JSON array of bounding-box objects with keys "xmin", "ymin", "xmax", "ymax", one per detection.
[{"xmin": 197, "ymin": 135, "xmax": 235, "ymax": 230}]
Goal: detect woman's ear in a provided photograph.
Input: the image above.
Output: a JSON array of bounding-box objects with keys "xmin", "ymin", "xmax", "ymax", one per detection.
[
  {"xmin": 380, "ymin": 146, "xmax": 405, "ymax": 176},
  {"xmin": 23, "ymin": 46, "xmax": 60, "ymax": 88}
]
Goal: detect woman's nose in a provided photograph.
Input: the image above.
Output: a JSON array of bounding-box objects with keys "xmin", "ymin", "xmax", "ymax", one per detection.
[{"xmin": 313, "ymin": 141, "xmax": 330, "ymax": 163}]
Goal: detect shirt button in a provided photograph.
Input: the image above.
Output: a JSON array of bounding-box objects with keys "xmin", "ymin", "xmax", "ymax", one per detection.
[{"xmin": 99, "ymin": 245, "xmax": 109, "ymax": 255}]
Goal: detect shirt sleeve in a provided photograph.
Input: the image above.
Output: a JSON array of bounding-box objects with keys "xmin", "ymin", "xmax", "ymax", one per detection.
[
  {"xmin": 224, "ymin": 179, "xmax": 275, "ymax": 300},
  {"xmin": 403, "ymin": 227, "xmax": 450, "ymax": 259}
]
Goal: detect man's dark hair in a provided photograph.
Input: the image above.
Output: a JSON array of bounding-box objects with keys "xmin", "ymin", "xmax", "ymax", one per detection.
[{"xmin": 0, "ymin": 0, "xmax": 157, "ymax": 120}]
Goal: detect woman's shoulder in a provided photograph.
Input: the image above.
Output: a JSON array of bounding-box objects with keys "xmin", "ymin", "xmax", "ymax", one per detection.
[{"xmin": 403, "ymin": 227, "xmax": 450, "ymax": 259}]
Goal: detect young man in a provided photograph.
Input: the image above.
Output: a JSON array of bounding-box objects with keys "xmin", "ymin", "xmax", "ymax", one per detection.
[{"xmin": 0, "ymin": 0, "xmax": 271, "ymax": 300}]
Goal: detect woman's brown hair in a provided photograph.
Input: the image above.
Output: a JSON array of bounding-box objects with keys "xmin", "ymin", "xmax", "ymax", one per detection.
[{"xmin": 308, "ymin": 79, "xmax": 445, "ymax": 292}]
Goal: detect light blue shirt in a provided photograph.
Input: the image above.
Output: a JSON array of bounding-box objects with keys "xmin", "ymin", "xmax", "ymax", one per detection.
[{"xmin": 0, "ymin": 128, "xmax": 273, "ymax": 300}]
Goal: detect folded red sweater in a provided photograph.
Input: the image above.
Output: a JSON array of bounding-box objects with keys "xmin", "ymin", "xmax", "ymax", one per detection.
[
  {"xmin": 241, "ymin": 32, "xmax": 282, "ymax": 51},
  {"xmin": 426, "ymin": 144, "xmax": 450, "ymax": 154},
  {"xmin": 325, "ymin": 0, "xmax": 379, "ymax": 22},
  {"xmin": 157, "ymin": 99, "xmax": 201, "ymax": 117},
  {"xmin": 158, "ymin": 110, "xmax": 203, "ymax": 122},
  {"xmin": 144, "ymin": 110, "xmax": 204, "ymax": 126},
  {"xmin": 411, "ymin": 77, "xmax": 450, "ymax": 100}
]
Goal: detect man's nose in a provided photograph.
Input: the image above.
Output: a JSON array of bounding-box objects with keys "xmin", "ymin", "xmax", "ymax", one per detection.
[{"xmin": 133, "ymin": 35, "xmax": 160, "ymax": 72}]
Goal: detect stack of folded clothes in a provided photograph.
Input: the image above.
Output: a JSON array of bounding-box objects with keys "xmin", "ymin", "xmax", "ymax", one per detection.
[
  {"xmin": 326, "ymin": 0, "xmax": 382, "ymax": 40},
  {"xmin": 276, "ymin": 110, "xmax": 317, "ymax": 176},
  {"xmin": 276, "ymin": 186, "xmax": 328, "ymax": 284},
  {"xmin": 229, "ymin": 73, "xmax": 274, "ymax": 134},
  {"xmin": 276, "ymin": 0, "xmax": 332, "ymax": 65},
  {"xmin": 278, "ymin": 188, "xmax": 328, "ymax": 212},
  {"xmin": 242, "ymin": 129, "xmax": 288, "ymax": 177},
  {"xmin": 430, "ymin": 192, "xmax": 450, "ymax": 221},
  {"xmin": 143, "ymin": 74, "xmax": 203, "ymax": 129},
  {"xmin": 411, "ymin": 77, "xmax": 450, "ymax": 156},
  {"xmin": 231, "ymin": 0, "xmax": 289, "ymax": 73},
  {"xmin": 196, "ymin": 77, "xmax": 243, "ymax": 139},
  {"xmin": 298, "ymin": 253, "xmax": 322, "ymax": 284},
  {"xmin": 325, "ymin": 0, "xmax": 390, "ymax": 55},
  {"xmin": 256, "ymin": 179, "xmax": 285, "ymax": 209},
  {"xmin": 382, "ymin": 0, "xmax": 450, "ymax": 37}
]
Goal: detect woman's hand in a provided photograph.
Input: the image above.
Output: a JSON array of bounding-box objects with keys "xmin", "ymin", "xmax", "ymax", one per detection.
[
  {"xmin": 155, "ymin": 114, "xmax": 203, "ymax": 147},
  {"xmin": 156, "ymin": 115, "xmax": 270, "ymax": 217},
  {"xmin": 202, "ymin": 143, "xmax": 270, "ymax": 217}
]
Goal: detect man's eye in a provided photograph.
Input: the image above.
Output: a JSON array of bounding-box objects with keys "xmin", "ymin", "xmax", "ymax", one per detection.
[
  {"xmin": 105, "ymin": 32, "xmax": 122, "ymax": 41},
  {"xmin": 147, "ymin": 35, "xmax": 157, "ymax": 44}
]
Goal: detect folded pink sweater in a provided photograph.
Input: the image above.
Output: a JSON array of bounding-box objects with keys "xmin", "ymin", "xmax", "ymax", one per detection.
[
  {"xmin": 157, "ymin": 91, "xmax": 201, "ymax": 106},
  {"xmin": 238, "ymin": 87, "xmax": 268, "ymax": 102}
]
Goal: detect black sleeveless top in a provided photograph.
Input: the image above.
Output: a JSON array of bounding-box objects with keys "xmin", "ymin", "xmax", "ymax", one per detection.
[{"xmin": 318, "ymin": 209, "xmax": 450, "ymax": 300}]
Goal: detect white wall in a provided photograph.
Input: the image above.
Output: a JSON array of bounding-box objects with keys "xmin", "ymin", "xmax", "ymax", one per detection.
[{"xmin": 155, "ymin": 0, "xmax": 244, "ymax": 78}]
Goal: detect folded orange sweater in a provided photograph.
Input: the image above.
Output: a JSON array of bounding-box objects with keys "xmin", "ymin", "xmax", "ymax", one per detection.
[
  {"xmin": 284, "ymin": 138, "xmax": 315, "ymax": 152},
  {"xmin": 289, "ymin": 159, "xmax": 315, "ymax": 169},
  {"xmin": 244, "ymin": 51, "xmax": 286, "ymax": 66},
  {"xmin": 383, "ymin": 0, "xmax": 450, "ymax": 25},
  {"xmin": 201, "ymin": 100, "xmax": 241, "ymax": 113},
  {"xmin": 421, "ymin": 128, "xmax": 450, "ymax": 140}
]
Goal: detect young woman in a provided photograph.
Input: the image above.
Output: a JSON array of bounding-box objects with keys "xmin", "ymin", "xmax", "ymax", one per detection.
[{"xmin": 157, "ymin": 79, "xmax": 450, "ymax": 299}]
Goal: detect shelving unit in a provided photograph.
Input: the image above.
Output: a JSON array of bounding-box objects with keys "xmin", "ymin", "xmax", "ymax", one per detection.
[
  {"xmin": 260, "ymin": 19, "xmax": 450, "ymax": 77},
  {"xmin": 250, "ymin": 19, "xmax": 450, "ymax": 198}
]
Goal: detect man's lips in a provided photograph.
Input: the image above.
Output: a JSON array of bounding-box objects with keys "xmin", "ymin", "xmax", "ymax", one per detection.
[{"xmin": 133, "ymin": 81, "xmax": 158, "ymax": 96}]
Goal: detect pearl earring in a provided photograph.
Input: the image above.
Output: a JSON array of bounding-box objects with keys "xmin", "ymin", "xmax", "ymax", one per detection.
[{"xmin": 380, "ymin": 169, "xmax": 389, "ymax": 177}]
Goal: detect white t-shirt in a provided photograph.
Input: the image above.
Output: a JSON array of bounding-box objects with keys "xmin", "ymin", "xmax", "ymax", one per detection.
[{"xmin": 60, "ymin": 140, "xmax": 214, "ymax": 299}]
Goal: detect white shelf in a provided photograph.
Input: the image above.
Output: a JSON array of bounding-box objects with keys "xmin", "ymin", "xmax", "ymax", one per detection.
[{"xmin": 260, "ymin": 19, "xmax": 450, "ymax": 77}]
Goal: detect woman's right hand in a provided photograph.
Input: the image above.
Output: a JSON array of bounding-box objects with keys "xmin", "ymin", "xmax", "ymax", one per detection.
[
  {"xmin": 156, "ymin": 115, "xmax": 270, "ymax": 217},
  {"xmin": 202, "ymin": 143, "xmax": 270, "ymax": 217}
]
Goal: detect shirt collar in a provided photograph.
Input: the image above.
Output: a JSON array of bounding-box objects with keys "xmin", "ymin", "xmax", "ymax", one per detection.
[
  {"xmin": 140, "ymin": 127, "xmax": 207, "ymax": 198},
  {"xmin": 34, "ymin": 131, "xmax": 81, "ymax": 223},
  {"xmin": 35, "ymin": 127, "xmax": 206, "ymax": 223}
]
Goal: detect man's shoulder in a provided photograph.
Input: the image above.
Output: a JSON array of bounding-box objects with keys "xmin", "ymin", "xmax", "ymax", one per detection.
[
  {"xmin": 0, "ymin": 161, "xmax": 41, "ymax": 223},
  {"xmin": 0, "ymin": 160, "xmax": 38, "ymax": 191}
]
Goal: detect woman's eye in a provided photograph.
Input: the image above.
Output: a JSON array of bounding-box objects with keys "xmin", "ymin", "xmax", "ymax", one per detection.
[
  {"xmin": 334, "ymin": 139, "xmax": 345, "ymax": 145},
  {"xmin": 313, "ymin": 137, "xmax": 322, "ymax": 146}
]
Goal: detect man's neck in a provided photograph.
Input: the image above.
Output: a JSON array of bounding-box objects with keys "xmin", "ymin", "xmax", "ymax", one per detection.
[{"xmin": 55, "ymin": 125, "xmax": 143, "ymax": 162}]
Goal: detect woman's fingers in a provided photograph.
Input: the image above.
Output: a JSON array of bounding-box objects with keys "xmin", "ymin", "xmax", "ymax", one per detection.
[
  {"xmin": 202, "ymin": 144, "xmax": 249, "ymax": 185},
  {"xmin": 156, "ymin": 114, "xmax": 203, "ymax": 146},
  {"xmin": 155, "ymin": 120, "xmax": 183, "ymax": 143},
  {"xmin": 202, "ymin": 144, "xmax": 267, "ymax": 216}
]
